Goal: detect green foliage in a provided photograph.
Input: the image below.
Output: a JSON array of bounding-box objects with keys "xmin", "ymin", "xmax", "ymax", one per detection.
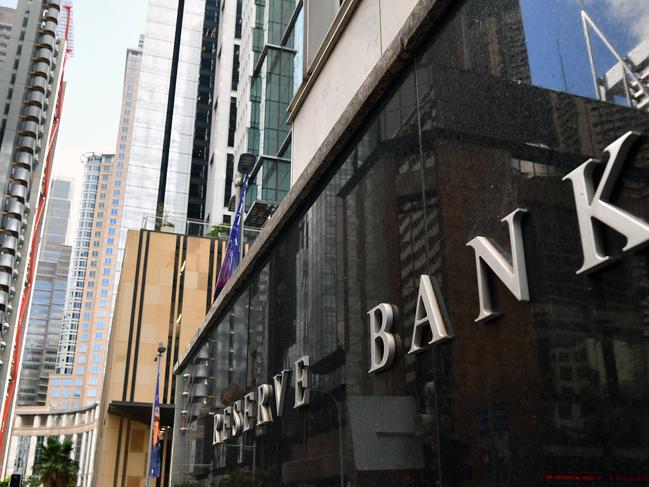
[
  {"xmin": 218, "ymin": 469, "xmax": 259, "ymax": 487},
  {"xmin": 32, "ymin": 437, "xmax": 79, "ymax": 487},
  {"xmin": 206, "ymin": 224, "xmax": 231, "ymax": 238},
  {"xmin": 24, "ymin": 476, "xmax": 41, "ymax": 487},
  {"xmin": 174, "ymin": 480, "xmax": 200, "ymax": 487},
  {"xmin": 0, "ymin": 477, "xmax": 10, "ymax": 487}
]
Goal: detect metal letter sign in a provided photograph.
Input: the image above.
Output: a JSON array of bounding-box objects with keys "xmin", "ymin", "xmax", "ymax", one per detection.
[
  {"xmin": 273, "ymin": 369, "xmax": 290, "ymax": 416},
  {"xmin": 408, "ymin": 275, "xmax": 453, "ymax": 354},
  {"xmin": 563, "ymin": 131, "xmax": 649, "ymax": 274},
  {"xmin": 466, "ymin": 209, "xmax": 529, "ymax": 322},
  {"xmin": 367, "ymin": 303, "xmax": 398, "ymax": 373},
  {"xmin": 294, "ymin": 356, "xmax": 311, "ymax": 408}
]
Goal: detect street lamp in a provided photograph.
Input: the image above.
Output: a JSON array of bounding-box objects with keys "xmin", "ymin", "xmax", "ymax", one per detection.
[
  {"xmin": 234, "ymin": 153, "xmax": 257, "ymax": 260},
  {"xmin": 314, "ymin": 389, "xmax": 344, "ymax": 487},
  {"xmin": 145, "ymin": 343, "xmax": 166, "ymax": 487}
]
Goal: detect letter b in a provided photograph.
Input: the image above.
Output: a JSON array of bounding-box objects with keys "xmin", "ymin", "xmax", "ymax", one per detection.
[{"xmin": 368, "ymin": 303, "xmax": 398, "ymax": 373}]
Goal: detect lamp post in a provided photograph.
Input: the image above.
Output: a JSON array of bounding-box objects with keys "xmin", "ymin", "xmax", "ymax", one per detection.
[
  {"xmin": 235, "ymin": 153, "xmax": 256, "ymax": 260},
  {"xmin": 145, "ymin": 343, "xmax": 166, "ymax": 487},
  {"xmin": 315, "ymin": 389, "xmax": 344, "ymax": 487}
]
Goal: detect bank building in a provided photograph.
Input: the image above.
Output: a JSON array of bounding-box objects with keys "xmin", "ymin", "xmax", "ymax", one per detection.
[{"xmin": 104, "ymin": 0, "xmax": 649, "ymax": 485}]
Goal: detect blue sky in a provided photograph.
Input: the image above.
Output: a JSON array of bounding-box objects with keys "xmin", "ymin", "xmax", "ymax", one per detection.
[{"xmin": 521, "ymin": 0, "xmax": 648, "ymax": 99}]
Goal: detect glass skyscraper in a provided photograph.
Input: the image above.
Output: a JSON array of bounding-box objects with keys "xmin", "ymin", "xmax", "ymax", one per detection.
[
  {"xmin": 17, "ymin": 179, "xmax": 71, "ymax": 406},
  {"xmin": 121, "ymin": 0, "xmax": 218, "ymax": 240}
]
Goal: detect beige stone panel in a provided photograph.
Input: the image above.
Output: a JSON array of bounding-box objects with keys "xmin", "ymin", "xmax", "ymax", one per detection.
[{"xmin": 292, "ymin": 0, "xmax": 381, "ymax": 182}]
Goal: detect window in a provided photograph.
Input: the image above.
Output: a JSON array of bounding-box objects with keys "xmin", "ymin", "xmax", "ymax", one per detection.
[
  {"xmin": 95, "ymin": 333, "xmax": 103, "ymax": 340},
  {"xmin": 228, "ymin": 97, "xmax": 237, "ymax": 146},
  {"xmin": 75, "ymin": 367, "xmax": 84, "ymax": 375},
  {"xmin": 231, "ymin": 45, "xmax": 240, "ymax": 91},
  {"xmin": 93, "ymin": 343, "xmax": 103, "ymax": 351},
  {"xmin": 103, "ymin": 269, "xmax": 110, "ymax": 275}
]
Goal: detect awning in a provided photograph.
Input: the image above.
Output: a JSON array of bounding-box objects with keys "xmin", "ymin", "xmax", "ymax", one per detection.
[{"xmin": 107, "ymin": 401, "xmax": 175, "ymax": 427}]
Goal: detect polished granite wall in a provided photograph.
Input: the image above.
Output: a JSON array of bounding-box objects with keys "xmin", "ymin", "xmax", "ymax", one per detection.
[{"xmin": 173, "ymin": 1, "xmax": 649, "ymax": 485}]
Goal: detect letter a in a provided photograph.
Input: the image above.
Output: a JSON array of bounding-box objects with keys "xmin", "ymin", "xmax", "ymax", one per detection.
[
  {"xmin": 466, "ymin": 209, "xmax": 529, "ymax": 322},
  {"xmin": 563, "ymin": 131, "xmax": 649, "ymax": 274},
  {"xmin": 408, "ymin": 275, "xmax": 452, "ymax": 354}
]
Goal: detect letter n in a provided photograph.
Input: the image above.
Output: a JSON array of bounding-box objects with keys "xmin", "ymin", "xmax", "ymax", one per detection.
[
  {"xmin": 466, "ymin": 209, "xmax": 529, "ymax": 322},
  {"xmin": 563, "ymin": 131, "xmax": 649, "ymax": 274}
]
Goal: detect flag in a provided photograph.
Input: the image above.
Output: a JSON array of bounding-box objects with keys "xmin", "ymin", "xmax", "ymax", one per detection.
[
  {"xmin": 148, "ymin": 374, "xmax": 161, "ymax": 478},
  {"xmin": 214, "ymin": 173, "xmax": 249, "ymax": 299}
]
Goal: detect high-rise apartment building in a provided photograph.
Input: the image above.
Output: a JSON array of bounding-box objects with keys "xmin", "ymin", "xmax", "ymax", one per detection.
[
  {"xmin": 0, "ymin": 0, "xmax": 68, "ymax": 460},
  {"xmin": 0, "ymin": 6, "xmax": 15, "ymax": 69},
  {"xmin": 52, "ymin": 39, "xmax": 142, "ymax": 405},
  {"xmin": 17, "ymin": 178, "xmax": 72, "ymax": 406},
  {"xmin": 104, "ymin": 39, "xmax": 142, "ymax": 317},
  {"xmin": 49, "ymin": 153, "xmax": 116, "ymax": 408}
]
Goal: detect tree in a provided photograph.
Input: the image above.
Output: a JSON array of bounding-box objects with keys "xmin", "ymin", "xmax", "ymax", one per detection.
[{"xmin": 32, "ymin": 437, "xmax": 78, "ymax": 487}]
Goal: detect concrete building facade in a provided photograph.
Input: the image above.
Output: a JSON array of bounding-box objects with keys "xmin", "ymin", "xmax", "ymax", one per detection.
[{"xmin": 205, "ymin": 0, "xmax": 241, "ymax": 226}]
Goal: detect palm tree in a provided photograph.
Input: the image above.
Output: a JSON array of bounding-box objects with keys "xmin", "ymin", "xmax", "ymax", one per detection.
[{"xmin": 32, "ymin": 437, "xmax": 79, "ymax": 487}]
